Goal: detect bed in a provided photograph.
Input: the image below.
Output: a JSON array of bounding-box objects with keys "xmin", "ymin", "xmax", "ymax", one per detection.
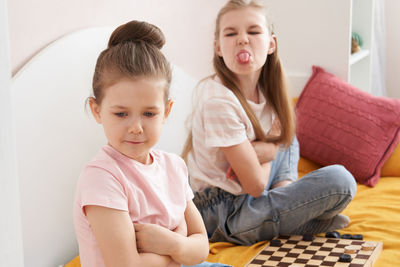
[{"xmin": 12, "ymin": 27, "xmax": 400, "ymax": 267}]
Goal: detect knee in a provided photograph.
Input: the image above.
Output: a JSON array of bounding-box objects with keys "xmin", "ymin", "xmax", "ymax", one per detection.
[{"xmin": 323, "ymin": 165, "xmax": 357, "ymax": 197}]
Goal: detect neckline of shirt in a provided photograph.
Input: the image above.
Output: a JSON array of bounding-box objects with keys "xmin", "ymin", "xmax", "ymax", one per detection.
[{"xmin": 103, "ymin": 144, "xmax": 157, "ymax": 169}]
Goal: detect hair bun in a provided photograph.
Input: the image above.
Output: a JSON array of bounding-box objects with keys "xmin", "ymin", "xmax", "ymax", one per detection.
[{"xmin": 108, "ymin": 20, "xmax": 165, "ymax": 49}]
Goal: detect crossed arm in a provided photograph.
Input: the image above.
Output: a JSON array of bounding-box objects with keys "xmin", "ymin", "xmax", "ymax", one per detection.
[
  {"xmin": 85, "ymin": 200, "xmax": 209, "ymax": 267},
  {"xmin": 222, "ymin": 118, "xmax": 292, "ymax": 198},
  {"xmin": 222, "ymin": 140, "xmax": 273, "ymax": 198}
]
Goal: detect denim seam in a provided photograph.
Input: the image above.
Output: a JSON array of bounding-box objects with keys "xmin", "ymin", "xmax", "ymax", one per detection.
[
  {"xmin": 228, "ymin": 193, "xmax": 353, "ymax": 239},
  {"xmin": 278, "ymin": 191, "xmax": 353, "ymax": 216},
  {"xmin": 228, "ymin": 196, "xmax": 278, "ymax": 238},
  {"xmin": 229, "ymin": 216, "xmax": 278, "ymax": 238}
]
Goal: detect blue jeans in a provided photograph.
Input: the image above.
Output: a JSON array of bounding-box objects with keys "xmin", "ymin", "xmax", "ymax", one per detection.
[
  {"xmin": 193, "ymin": 137, "xmax": 357, "ymax": 245},
  {"xmin": 182, "ymin": 263, "xmax": 232, "ymax": 267}
]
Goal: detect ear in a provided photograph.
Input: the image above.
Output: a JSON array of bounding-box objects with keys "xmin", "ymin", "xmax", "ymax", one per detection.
[
  {"xmin": 214, "ymin": 40, "xmax": 223, "ymax": 57},
  {"xmin": 88, "ymin": 97, "xmax": 102, "ymax": 124},
  {"xmin": 163, "ymin": 99, "xmax": 174, "ymax": 122},
  {"xmin": 267, "ymin": 34, "xmax": 277, "ymax": 55}
]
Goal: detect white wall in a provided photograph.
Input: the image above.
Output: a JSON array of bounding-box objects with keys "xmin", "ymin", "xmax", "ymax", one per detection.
[
  {"xmin": 266, "ymin": 0, "xmax": 352, "ymax": 96},
  {"xmin": 0, "ymin": 0, "xmax": 24, "ymax": 266},
  {"xmin": 9, "ymin": 0, "xmax": 399, "ymax": 98},
  {"xmin": 8, "ymin": 0, "xmax": 224, "ymax": 79},
  {"xmin": 385, "ymin": 0, "xmax": 400, "ymax": 98}
]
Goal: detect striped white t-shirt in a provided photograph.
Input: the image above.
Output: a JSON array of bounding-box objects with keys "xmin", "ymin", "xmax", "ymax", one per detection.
[{"xmin": 188, "ymin": 77, "xmax": 274, "ymax": 195}]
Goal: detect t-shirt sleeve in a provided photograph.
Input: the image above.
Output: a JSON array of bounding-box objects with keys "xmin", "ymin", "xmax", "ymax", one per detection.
[
  {"xmin": 181, "ymin": 158, "xmax": 194, "ymax": 201},
  {"xmin": 185, "ymin": 181, "xmax": 194, "ymax": 201},
  {"xmin": 202, "ymin": 97, "xmax": 248, "ymax": 147},
  {"xmin": 77, "ymin": 165, "xmax": 128, "ymax": 213},
  {"xmin": 172, "ymin": 155, "xmax": 194, "ymax": 201}
]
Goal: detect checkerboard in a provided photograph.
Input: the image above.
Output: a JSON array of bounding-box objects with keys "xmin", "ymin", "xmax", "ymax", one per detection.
[{"xmin": 246, "ymin": 235, "xmax": 382, "ymax": 267}]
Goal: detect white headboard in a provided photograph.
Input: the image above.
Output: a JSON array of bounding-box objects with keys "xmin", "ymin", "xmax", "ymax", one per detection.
[{"xmin": 11, "ymin": 27, "xmax": 197, "ymax": 267}]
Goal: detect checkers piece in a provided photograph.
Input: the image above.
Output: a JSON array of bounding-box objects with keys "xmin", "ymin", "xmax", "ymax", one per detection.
[
  {"xmin": 362, "ymin": 242, "xmax": 375, "ymax": 251},
  {"xmin": 352, "ymin": 234, "xmax": 364, "ymax": 240},
  {"xmin": 341, "ymin": 234, "xmax": 353, "ymax": 239},
  {"xmin": 344, "ymin": 245, "xmax": 358, "ymax": 254},
  {"xmin": 269, "ymin": 239, "xmax": 281, "ymax": 247},
  {"xmin": 302, "ymin": 234, "xmax": 314, "ymax": 241},
  {"xmin": 339, "ymin": 253, "xmax": 352, "ymax": 262},
  {"xmin": 325, "ymin": 231, "xmax": 341, "ymax": 238}
]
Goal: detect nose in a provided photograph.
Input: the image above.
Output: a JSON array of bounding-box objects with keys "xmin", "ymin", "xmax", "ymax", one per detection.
[
  {"xmin": 128, "ymin": 117, "xmax": 143, "ymax": 135},
  {"xmin": 237, "ymin": 32, "xmax": 249, "ymax": 45}
]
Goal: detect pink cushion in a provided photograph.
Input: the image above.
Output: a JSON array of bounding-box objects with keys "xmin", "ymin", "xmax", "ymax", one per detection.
[{"xmin": 295, "ymin": 66, "xmax": 400, "ymax": 186}]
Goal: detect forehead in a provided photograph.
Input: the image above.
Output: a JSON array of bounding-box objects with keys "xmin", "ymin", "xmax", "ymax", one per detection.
[
  {"xmin": 219, "ymin": 7, "xmax": 267, "ymax": 29},
  {"xmin": 102, "ymin": 77, "xmax": 166, "ymax": 105}
]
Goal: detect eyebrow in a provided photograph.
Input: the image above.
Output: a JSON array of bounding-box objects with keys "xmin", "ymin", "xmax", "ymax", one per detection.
[
  {"xmin": 110, "ymin": 105, "xmax": 161, "ymax": 110},
  {"xmin": 222, "ymin": 27, "xmax": 236, "ymax": 32},
  {"xmin": 144, "ymin": 106, "xmax": 162, "ymax": 110},
  {"xmin": 110, "ymin": 105, "xmax": 128, "ymax": 109},
  {"xmin": 249, "ymin": 25, "xmax": 262, "ymax": 29}
]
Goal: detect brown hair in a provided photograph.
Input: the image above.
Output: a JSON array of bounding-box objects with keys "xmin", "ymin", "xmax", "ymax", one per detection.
[
  {"xmin": 91, "ymin": 20, "xmax": 172, "ymax": 105},
  {"xmin": 182, "ymin": 0, "xmax": 295, "ymax": 160}
]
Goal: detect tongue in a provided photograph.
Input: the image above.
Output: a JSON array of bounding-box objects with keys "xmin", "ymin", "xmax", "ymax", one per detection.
[{"xmin": 237, "ymin": 52, "xmax": 250, "ymax": 64}]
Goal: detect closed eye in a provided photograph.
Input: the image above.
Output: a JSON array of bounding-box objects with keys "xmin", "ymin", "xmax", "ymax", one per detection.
[
  {"xmin": 248, "ymin": 31, "xmax": 261, "ymax": 35},
  {"xmin": 225, "ymin": 32, "xmax": 236, "ymax": 37}
]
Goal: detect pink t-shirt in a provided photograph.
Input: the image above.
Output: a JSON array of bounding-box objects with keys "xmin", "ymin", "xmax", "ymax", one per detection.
[
  {"xmin": 74, "ymin": 145, "xmax": 193, "ymax": 267},
  {"xmin": 188, "ymin": 77, "xmax": 274, "ymax": 195}
]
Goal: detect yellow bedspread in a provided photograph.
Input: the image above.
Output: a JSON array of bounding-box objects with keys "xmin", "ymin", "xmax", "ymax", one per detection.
[
  {"xmin": 66, "ymin": 145, "xmax": 400, "ymax": 267},
  {"xmin": 206, "ymin": 146, "xmax": 400, "ymax": 267},
  {"xmin": 206, "ymin": 177, "xmax": 400, "ymax": 267}
]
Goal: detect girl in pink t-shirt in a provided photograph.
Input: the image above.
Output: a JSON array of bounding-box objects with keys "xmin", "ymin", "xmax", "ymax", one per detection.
[{"xmin": 73, "ymin": 20, "xmax": 210, "ymax": 267}]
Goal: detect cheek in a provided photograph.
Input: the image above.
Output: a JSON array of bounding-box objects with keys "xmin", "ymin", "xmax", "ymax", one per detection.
[
  {"xmin": 155, "ymin": 120, "xmax": 166, "ymax": 135},
  {"xmin": 102, "ymin": 116, "xmax": 118, "ymax": 127},
  {"xmin": 261, "ymin": 38, "xmax": 272, "ymax": 51},
  {"xmin": 103, "ymin": 117, "xmax": 126, "ymax": 134},
  {"xmin": 145, "ymin": 119, "xmax": 163, "ymax": 133},
  {"xmin": 218, "ymin": 39, "xmax": 231, "ymax": 54},
  {"xmin": 156, "ymin": 119, "xmax": 165, "ymax": 131},
  {"xmin": 222, "ymin": 41, "xmax": 234, "ymax": 54}
]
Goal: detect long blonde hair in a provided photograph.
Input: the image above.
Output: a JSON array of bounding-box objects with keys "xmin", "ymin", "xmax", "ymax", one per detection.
[{"xmin": 182, "ymin": 0, "xmax": 295, "ymax": 160}]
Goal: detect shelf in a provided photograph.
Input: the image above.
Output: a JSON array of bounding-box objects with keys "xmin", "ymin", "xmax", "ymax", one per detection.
[{"xmin": 349, "ymin": 49, "xmax": 370, "ymax": 65}]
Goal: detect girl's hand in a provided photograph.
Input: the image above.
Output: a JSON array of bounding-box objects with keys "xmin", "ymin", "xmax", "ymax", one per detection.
[
  {"xmin": 251, "ymin": 118, "xmax": 281, "ymax": 164},
  {"xmin": 85, "ymin": 205, "xmax": 175, "ymax": 266},
  {"xmin": 134, "ymin": 223, "xmax": 177, "ymax": 256},
  {"xmin": 226, "ymin": 166, "xmax": 238, "ymax": 182}
]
